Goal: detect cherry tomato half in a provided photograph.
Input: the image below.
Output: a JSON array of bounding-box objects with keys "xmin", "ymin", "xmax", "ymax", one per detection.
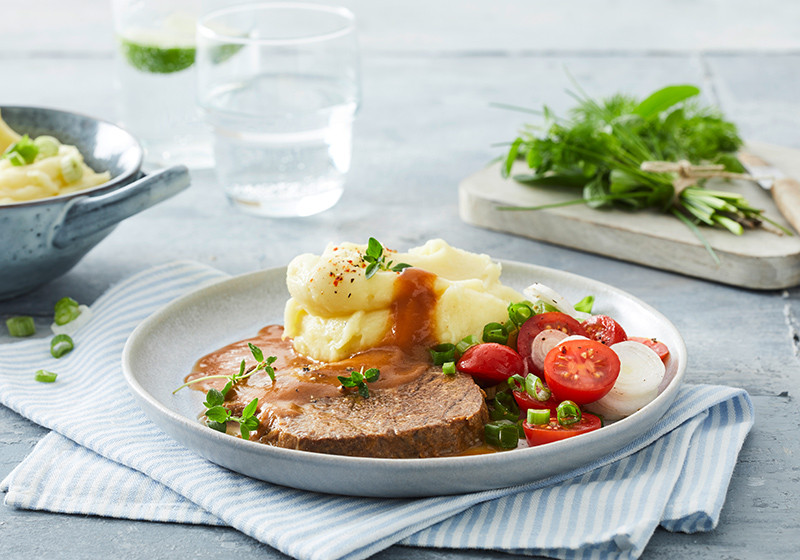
[
  {"xmin": 457, "ymin": 342, "xmax": 525, "ymax": 386},
  {"xmin": 516, "ymin": 312, "xmax": 588, "ymax": 374},
  {"xmin": 522, "ymin": 412, "xmax": 602, "ymax": 446},
  {"xmin": 512, "ymin": 390, "xmax": 560, "ymax": 413},
  {"xmin": 582, "ymin": 315, "xmax": 627, "ymax": 346},
  {"xmin": 628, "ymin": 336, "xmax": 670, "ymax": 363},
  {"xmin": 543, "ymin": 339, "xmax": 620, "ymax": 404}
]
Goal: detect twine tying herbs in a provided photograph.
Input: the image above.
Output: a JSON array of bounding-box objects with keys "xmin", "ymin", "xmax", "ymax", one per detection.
[{"xmin": 640, "ymin": 159, "xmax": 766, "ymax": 193}]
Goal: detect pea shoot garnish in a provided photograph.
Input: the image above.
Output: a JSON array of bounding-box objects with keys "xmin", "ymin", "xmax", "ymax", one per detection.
[
  {"xmin": 172, "ymin": 343, "xmax": 277, "ymax": 440},
  {"xmin": 363, "ymin": 237, "xmax": 411, "ymax": 279},
  {"xmin": 338, "ymin": 367, "xmax": 380, "ymax": 398}
]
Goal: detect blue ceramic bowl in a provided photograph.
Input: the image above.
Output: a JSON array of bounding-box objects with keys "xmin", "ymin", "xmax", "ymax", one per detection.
[{"xmin": 0, "ymin": 106, "xmax": 191, "ymax": 300}]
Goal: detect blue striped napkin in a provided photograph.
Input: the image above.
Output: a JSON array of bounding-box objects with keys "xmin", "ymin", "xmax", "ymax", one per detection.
[{"xmin": 0, "ymin": 262, "xmax": 754, "ymax": 560}]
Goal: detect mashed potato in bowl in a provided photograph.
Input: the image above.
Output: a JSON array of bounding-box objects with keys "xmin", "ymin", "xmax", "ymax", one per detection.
[
  {"xmin": 283, "ymin": 239, "xmax": 523, "ymax": 362},
  {"xmin": 0, "ymin": 110, "xmax": 111, "ymax": 204}
]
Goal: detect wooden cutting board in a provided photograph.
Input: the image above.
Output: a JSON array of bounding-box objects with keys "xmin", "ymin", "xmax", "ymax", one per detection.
[{"xmin": 459, "ymin": 142, "xmax": 800, "ymax": 290}]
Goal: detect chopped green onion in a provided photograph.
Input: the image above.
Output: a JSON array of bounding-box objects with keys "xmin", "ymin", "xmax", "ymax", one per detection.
[
  {"xmin": 508, "ymin": 374, "xmax": 526, "ymax": 390},
  {"xmin": 573, "ymin": 295, "xmax": 595, "ymax": 314},
  {"xmin": 527, "ymin": 408, "xmax": 550, "ymax": 425},
  {"xmin": 6, "ymin": 316, "xmax": 36, "ymax": 337},
  {"xmin": 442, "ymin": 361, "xmax": 456, "ymax": 375},
  {"xmin": 54, "ymin": 297, "xmax": 81, "ymax": 325},
  {"xmin": 484, "ymin": 420, "xmax": 520, "ymax": 449},
  {"xmin": 2, "ymin": 134, "xmax": 38, "ymax": 165},
  {"xmin": 34, "ymin": 369, "xmax": 57, "ymax": 383},
  {"xmin": 60, "ymin": 154, "xmax": 84, "ymax": 183},
  {"xmin": 5, "ymin": 152, "xmax": 26, "ymax": 166},
  {"xmin": 526, "ymin": 374, "xmax": 552, "ymax": 402},
  {"xmin": 429, "ymin": 343, "xmax": 456, "ymax": 365},
  {"xmin": 50, "ymin": 334, "xmax": 74, "ymax": 358},
  {"xmin": 33, "ymin": 135, "xmax": 60, "ymax": 158},
  {"xmin": 557, "ymin": 400, "xmax": 582, "ymax": 426},
  {"xmin": 482, "ymin": 322, "xmax": 508, "ymax": 344},
  {"xmin": 456, "ymin": 334, "xmax": 479, "ymax": 355},
  {"xmin": 490, "ymin": 391, "xmax": 520, "ymax": 422},
  {"xmin": 508, "ymin": 301, "xmax": 534, "ymax": 326},
  {"xmin": 532, "ymin": 300, "xmax": 559, "ymax": 314}
]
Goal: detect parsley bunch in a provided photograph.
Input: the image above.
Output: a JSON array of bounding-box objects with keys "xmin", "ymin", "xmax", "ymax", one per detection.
[{"xmin": 500, "ymin": 84, "xmax": 787, "ymax": 256}]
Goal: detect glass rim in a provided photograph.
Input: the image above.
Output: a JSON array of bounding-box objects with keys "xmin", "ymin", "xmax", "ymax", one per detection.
[{"xmin": 197, "ymin": 2, "xmax": 356, "ymax": 46}]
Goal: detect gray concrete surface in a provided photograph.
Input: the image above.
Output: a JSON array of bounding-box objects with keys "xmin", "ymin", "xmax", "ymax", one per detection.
[{"xmin": 1, "ymin": 2, "xmax": 798, "ymax": 558}]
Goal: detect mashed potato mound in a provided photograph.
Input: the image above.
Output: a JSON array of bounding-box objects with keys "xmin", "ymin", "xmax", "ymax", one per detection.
[{"xmin": 283, "ymin": 239, "xmax": 523, "ymax": 362}]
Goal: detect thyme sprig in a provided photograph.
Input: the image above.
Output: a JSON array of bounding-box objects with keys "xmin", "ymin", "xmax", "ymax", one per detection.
[
  {"xmin": 338, "ymin": 367, "xmax": 380, "ymax": 398},
  {"xmin": 363, "ymin": 237, "xmax": 411, "ymax": 279},
  {"xmin": 172, "ymin": 343, "xmax": 277, "ymax": 441}
]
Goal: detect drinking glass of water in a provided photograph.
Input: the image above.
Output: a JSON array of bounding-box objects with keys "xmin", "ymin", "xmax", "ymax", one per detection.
[{"xmin": 196, "ymin": 3, "xmax": 361, "ymax": 217}]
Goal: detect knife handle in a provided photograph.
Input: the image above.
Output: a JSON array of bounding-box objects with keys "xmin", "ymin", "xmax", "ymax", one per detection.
[{"xmin": 771, "ymin": 177, "xmax": 800, "ymax": 235}]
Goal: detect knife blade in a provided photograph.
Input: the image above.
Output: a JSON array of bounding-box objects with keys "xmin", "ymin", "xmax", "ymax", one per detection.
[{"xmin": 739, "ymin": 151, "xmax": 800, "ymax": 235}]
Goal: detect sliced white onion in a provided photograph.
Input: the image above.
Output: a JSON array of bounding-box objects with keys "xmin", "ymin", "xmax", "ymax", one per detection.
[
  {"xmin": 50, "ymin": 304, "xmax": 92, "ymax": 336},
  {"xmin": 530, "ymin": 329, "xmax": 569, "ymax": 371},
  {"xmin": 522, "ymin": 282, "xmax": 591, "ymax": 321},
  {"xmin": 584, "ymin": 340, "xmax": 665, "ymax": 421}
]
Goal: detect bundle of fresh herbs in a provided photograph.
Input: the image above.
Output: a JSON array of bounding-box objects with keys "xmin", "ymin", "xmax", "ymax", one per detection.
[{"xmin": 500, "ymin": 84, "xmax": 787, "ymax": 255}]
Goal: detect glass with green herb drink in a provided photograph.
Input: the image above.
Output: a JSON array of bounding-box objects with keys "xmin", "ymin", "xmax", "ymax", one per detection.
[{"xmin": 112, "ymin": 0, "xmax": 212, "ymax": 168}]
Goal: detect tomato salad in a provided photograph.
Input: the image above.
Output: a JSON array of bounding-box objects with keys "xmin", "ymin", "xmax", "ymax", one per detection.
[{"xmin": 431, "ymin": 282, "xmax": 669, "ymax": 450}]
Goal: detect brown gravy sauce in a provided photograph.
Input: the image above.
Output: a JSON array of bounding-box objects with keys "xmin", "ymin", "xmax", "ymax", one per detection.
[{"xmin": 185, "ymin": 267, "xmax": 499, "ymax": 455}]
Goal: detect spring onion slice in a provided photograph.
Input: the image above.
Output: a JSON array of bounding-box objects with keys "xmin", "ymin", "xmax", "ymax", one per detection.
[
  {"xmin": 482, "ymin": 322, "xmax": 508, "ymax": 344},
  {"xmin": 51, "ymin": 304, "xmax": 92, "ymax": 336},
  {"xmin": 6, "ymin": 316, "xmax": 36, "ymax": 337},
  {"xmin": 484, "ymin": 420, "xmax": 520, "ymax": 449},
  {"xmin": 456, "ymin": 334, "xmax": 479, "ymax": 355},
  {"xmin": 34, "ymin": 369, "xmax": 57, "ymax": 383},
  {"xmin": 50, "ymin": 334, "xmax": 74, "ymax": 358},
  {"xmin": 429, "ymin": 343, "xmax": 456, "ymax": 365},
  {"xmin": 442, "ymin": 361, "xmax": 456, "ymax": 375},
  {"xmin": 527, "ymin": 408, "xmax": 550, "ymax": 425},
  {"xmin": 557, "ymin": 400, "xmax": 582, "ymax": 426}
]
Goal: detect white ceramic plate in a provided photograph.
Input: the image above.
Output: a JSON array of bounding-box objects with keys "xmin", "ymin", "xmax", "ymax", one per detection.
[{"xmin": 122, "ymin": 261, "xmax": 686, "ymax": 497}]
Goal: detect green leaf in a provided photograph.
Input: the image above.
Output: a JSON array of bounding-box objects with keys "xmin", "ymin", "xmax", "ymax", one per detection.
[
  {"xmin": 390, "ymin": 262, "xmax": 412, "ymax": 273},
  {"xmin": 351, "ymin": 370, "xmax": 364, "ymax": 383},
  {"xmin": 573, "ymin": 295, "xmax": 595, "ymax": 313},
  {"xmin": 206, "ymin": 420, "xmax": 227, "ymax": 433},
  {"xmin": 242, "ymin": 416, "xmax": 259, "ymax": 431},
  {"xmin": 242, "ymin": 398, "xmax": 258, "ymax": 419},
  {"xmin": 205, "ymin": 406, "xmax": 230, "ymax": 423},
  {"xmin": 240, "ymin": 425, "xmax": 251, "ymax": 441},
  {"xmin": 221, "ymin": 380, "xmax": 233, "ymax": 398},
  {"xmin": 364, "ymin": 368, "xmax": 380, "ymax": 383},
  {"xmin": 338, "ymin": 375, "xmax": 357, "ymax": 387},
  {"xmin": 204, "ymin": 388, "xmax": 225, "ymax": 408},
  {"xmin": 365, "ymin": 261, "xmax": 379, "ymax": 279},
  {"xmin": 248, "ymin": 343, "xmax": 264, "ymax": 363},
  {"xmin": 366, "ymin": 237, "xmax": 383, "ymax": 260},
  {"xmin": 633, "ymin": 85, "xmax": 700, "ymax": 119},
  {"xmin": 503, "ymin": 137, "xmax": 523, "ymax": 178},
  {"xmin": 357, "ymin": 383, "xmax": 370, "ymax": 398}
]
